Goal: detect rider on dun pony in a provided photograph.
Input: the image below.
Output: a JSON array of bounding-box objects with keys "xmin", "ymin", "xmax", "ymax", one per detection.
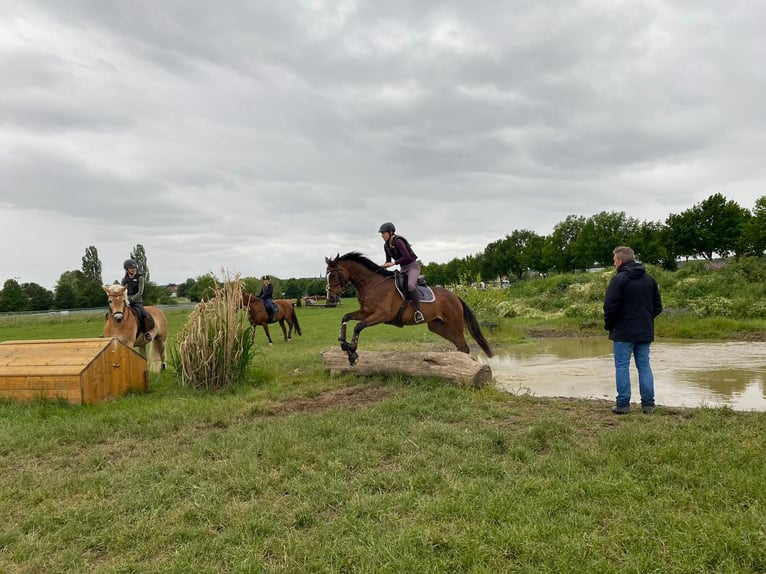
[{"xmin": 121, "ymin": 259, "xmax": 154, "ymax": 341}]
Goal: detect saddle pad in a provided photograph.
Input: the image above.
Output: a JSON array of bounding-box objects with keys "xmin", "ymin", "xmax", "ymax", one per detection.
[{"xmin": 394, "ymin": 283, "xmax": 435, "ymax": 303}]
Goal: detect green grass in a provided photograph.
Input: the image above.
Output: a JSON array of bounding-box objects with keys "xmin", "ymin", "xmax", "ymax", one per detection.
[{"xmin": 1, "ymin": 305, "xmax": 766, "ymax": 573}]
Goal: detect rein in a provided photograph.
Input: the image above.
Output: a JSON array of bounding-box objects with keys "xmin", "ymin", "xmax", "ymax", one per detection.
[{"xmin": 327, "ymin": 264, "xmax": 391, "ymax": 305}]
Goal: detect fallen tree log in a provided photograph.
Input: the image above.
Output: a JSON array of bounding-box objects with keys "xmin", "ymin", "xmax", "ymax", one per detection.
[{"xmin": 321, "ymin": 349, "xmax": 492, "ymax": 387}]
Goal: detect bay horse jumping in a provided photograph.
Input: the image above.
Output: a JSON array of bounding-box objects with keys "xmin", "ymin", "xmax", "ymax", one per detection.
[
  {"xmin": 325, "ymin": 252, "xmax": 493, "ymax": 365},
  {"xmin": 103, "ymin": 284, "xmax": 168, "ymax": 371},
  {"xmin": 241, "ymin": 293, "xmax": 302, "ymax": 344}
]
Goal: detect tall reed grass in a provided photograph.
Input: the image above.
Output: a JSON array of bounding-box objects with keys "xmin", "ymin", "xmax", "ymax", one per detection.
[{"xmin": 170, "ymin": 271, "xmax": 254, "ymax": 390}]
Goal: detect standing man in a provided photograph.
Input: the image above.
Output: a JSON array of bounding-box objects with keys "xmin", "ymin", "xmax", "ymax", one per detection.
[
  {"xmin": 603, "ymin": 246, "xmax": 663, "ymax": 414},
  {"xmin": 379, "ymin": 221, "xmax": 424, "ymax": 323}
]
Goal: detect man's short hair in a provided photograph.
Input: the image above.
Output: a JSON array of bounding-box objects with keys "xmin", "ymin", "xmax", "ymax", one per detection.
[{"xmin": 613, "ymin": 246, "xmax": 635, "ymax": 262}]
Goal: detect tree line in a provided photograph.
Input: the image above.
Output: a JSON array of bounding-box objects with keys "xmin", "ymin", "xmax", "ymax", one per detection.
[
  {"xmin": 1, "ymin": 193, "xmax": 764, "ymax": 313},
  {"xmin": 421, "ymin": 193, "xmax": 766, "ymax": 286}
]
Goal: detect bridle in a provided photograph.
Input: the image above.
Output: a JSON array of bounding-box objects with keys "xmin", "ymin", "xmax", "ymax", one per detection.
[
  {"xmin": 326, "ymin": 262, "xmax": 391, "ymax": 305},
  {"xmin": 107, "ymin": 292, "xmax": 129, "ymax": 322},
  {"xmin": 326, "ymin": 266, "xmax": 347, "ymax": 296}
]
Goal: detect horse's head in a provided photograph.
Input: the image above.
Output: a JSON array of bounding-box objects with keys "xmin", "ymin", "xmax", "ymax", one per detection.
[
  {"xmin": 104, "ymin": 284, "xmax": 130, "ymax": 322},
  {"xmin": 325, "ymin": 254, "xmax": 349, "ymax": 297}
]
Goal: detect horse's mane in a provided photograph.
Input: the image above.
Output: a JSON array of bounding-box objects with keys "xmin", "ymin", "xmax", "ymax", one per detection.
[
  {"xmin": 338, "ymin": 252, "xmax": 394, "ymax": 277},
  {"xmin": 241, "ymin": 292, "xmax": 257, "ymax": 307}
]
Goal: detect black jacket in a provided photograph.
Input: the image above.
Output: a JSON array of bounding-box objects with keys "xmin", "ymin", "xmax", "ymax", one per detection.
[
  {"xmin": 603, "ymin": 261, "xmax": 663, "ymax": 342},
  {"xmin": 258, "ymin": 283, "xmax": 273, "ymax": 301}
]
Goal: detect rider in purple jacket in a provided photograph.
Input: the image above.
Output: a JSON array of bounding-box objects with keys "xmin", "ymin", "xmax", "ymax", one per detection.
[{"xmin": 379, "ymin": 222, "xmax": 424, "ymax": 323}]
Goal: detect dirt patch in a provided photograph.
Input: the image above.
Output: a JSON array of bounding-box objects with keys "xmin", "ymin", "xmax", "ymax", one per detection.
[{"xmin": 268, "ymin": 385, "xmax": 395, "ymax": 416}]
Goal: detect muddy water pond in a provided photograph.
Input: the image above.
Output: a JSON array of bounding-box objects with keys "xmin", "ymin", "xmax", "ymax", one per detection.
[{"xmin": 482, "ymin": 339, "xmax": 766, "ymax": 412}]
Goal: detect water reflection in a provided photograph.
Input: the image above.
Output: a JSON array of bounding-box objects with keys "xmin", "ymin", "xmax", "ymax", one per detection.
[{"xmin": 483, "ymin": 339, "xmax": 766, "ymax": 412}]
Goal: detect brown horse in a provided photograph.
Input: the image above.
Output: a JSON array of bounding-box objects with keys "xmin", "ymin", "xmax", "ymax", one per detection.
[
  {"xmin": 325, "ymin": 252, "xmax": 493, "ymax": 365},
  {"xmin": 103, "ymin": 285, "xmax": 168, "ymax": 371},
  {"xmin": 241, "ymin": 293, "xmax": 302, "ymax": 344}
]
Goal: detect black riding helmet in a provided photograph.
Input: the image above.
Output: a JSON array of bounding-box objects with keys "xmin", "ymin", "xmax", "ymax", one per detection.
[
  {"xmin": 378, "ymin": 222, "xmax": 395, "ymax": 233},
  {"xmin": 123, "ymin": 259, "xmax": 137, "ymax": 269}
]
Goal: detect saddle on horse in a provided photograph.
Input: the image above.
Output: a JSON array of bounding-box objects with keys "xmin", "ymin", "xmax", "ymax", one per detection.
[
  {"xmin": 131, "ymin": 307, "xmax": 154, "ymax": 341},
  {"xmin": 393, "ymin": 272, "xmax": 435, "ymax": 323},
  {"xmin": 394, "ymin": 272, "xmax": 435, "ymax": 303}
]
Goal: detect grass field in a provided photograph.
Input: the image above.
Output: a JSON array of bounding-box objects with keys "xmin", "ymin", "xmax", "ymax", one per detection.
[{"xmin": 1, "ymin": 304, "xmax": 765, "ymax": 573}]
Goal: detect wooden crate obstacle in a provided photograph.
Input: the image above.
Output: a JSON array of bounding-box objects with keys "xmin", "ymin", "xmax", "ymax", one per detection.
[{"xmin": 0, "ymin": 338, "xmax": 148, "ymax": 405}]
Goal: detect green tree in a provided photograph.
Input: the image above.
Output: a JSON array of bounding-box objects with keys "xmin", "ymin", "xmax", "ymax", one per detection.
[
  {"xmin": 573, "ymin": 211, "xmax": 641, "ymax": 268},
  {"xmin": 482, "ymin": 229, "xmax": 546, "ymax": 280},
  {"xmin": 421, "ymin": 261, "xmax": 450, "ymax": 287},
  {"xmin": 740, "ymin": 195, "xmax": 766, "ymax": 256},
  {"xmin": 176, "ymin": 278, "xmax": 196, "ymax": 299},
  {"xmin": 52, "ymin": 270, "xmax": 103, "ymax": 309},
  {"xmin": 666, "ymin": 193, "xmax": 749, "ymax": 260},
  {"xmin": 130, "ymin": 244, "xmax": 149, "ymax": 282},
  {"xmin": 0, "ymin": 278, "xmax": 29, "ymax": 312},
  {"xmin": 79, "ymin": 279, "xmax": 106, "ymax": 308},
  {"xmin": 188, "ymin": 274, "xmax": 218, "ymax": 302},
  {"xmin": 53, "ymin": 281, "xmax": 78, "ymax": 310},
  {"xmin": 23, "ymin": 282, "xmax": 55, "ymax": 311},
  {"xmin": 81, "ymin": 245, "xmax": 102, "ymax": 284},
  {"xmin": 628, "ymin": 220, "xmax": 677, "ymax": 270},
  {"xmin": 542, "ymin": 215, "xmax": 586, "ymax": 272}
]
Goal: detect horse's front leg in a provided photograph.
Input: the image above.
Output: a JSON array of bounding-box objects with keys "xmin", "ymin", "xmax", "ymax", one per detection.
[
  {"xmin": 347, "ymin": 317, "xmax": 382, "ymax": 365},
  {"xmin": 262, "ymin": 325, "xmax": 273, "ymax": 345},
  {"xmin": 338, "ymin": 311, "xmax": 357, "ymax": 352}
]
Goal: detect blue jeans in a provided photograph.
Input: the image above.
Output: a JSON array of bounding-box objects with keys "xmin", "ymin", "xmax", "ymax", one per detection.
[{"xmin": 613, "ymin": 341, "xmax": 655, "ymax": 408}]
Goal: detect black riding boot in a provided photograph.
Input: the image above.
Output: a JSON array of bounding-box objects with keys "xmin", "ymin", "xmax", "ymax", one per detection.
[
  {"xmin": 409, "ymin": 289, "xmax": 424, "ymax": 323},
  {"xmin": 142, "ymin": 312, "xmax": 153, "ymax": 341}
]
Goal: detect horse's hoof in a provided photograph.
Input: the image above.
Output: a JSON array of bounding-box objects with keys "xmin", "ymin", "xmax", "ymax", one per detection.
[
  {"xmin": 348, "ymin": 351, "xmax": 358, "ymax": 366},
  {"xmin": 161, "ymin": 363, "xmax": 166, "ymax": 371}
]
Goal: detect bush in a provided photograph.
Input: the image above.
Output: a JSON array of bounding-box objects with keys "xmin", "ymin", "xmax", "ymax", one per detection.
[
  {"xmin": 688, "ymin": 296, "xmax": 732, "ymax": 318},
  {"xmin": 171, "ymin": 272, "xmax": 255, "ymax": 391}
]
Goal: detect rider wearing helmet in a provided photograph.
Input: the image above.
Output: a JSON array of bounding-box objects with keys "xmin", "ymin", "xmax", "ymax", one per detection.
[
  {"xmin": 121, "ymin": 259, "xmax": 154, "ymax": 340},
  {"xmin": 257, "ymin": 275, "xmax": 275, "ymax": 322},
  {"xmin": 379, "ymin": 222, "xmax": 424, "ymax": 323}
]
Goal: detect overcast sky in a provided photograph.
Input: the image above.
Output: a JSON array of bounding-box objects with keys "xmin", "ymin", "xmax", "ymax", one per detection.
[{"xmin": 2, "ymin": 1, "xmax": 764, "ymax": 289}]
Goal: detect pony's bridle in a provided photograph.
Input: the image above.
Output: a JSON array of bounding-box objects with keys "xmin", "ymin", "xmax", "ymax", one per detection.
[
  {"xmin": 326, "ymin": 267, "xmax": 347, "ymax": 296},
  {"xmin": 107, "ymin": 293, "xmax": 129, "ymax": 322}
]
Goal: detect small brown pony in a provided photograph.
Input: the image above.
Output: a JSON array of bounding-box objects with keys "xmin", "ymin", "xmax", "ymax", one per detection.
[
  {"xmin": 103, "ymin": 284, "xmax": 168, "ymax": 371},
  {"xmin": 241, "ymin": 293, "xmax": 302, "ymax": 344},
  {"xmin": 325, "ymin": 252, "xmax": 493, "ymax": 365}
]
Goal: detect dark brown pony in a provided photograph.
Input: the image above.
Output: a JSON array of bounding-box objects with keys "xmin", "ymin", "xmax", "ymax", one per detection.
[
  {"xmin": 241, "ymin": 293, "xmax": 302, "ymax": 344},
  {"xmin": 325, "ymin": 252, "xmax": 493, "ymax": 365}
]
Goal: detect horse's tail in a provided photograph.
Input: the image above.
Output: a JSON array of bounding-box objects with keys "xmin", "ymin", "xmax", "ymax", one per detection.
[
  {"xmin": 291, "ymin": 304, "xmax": 302, "ymax": 336},
  {"xmin": 459, "ymin": 297, "xmax": 493, "ymax": 358}
]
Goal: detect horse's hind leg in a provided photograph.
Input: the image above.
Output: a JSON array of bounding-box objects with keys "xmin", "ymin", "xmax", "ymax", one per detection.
[
  {"xmin": 278, "ymin": 319, "xmax": 288, "ymax": 342},
  {"xmin": 427, "ymin": 319, "xmax": 470, "ymax": 354},
  {"xmin": 151, "ymin": 337, "xmax": 167, "ymax": 371}
]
